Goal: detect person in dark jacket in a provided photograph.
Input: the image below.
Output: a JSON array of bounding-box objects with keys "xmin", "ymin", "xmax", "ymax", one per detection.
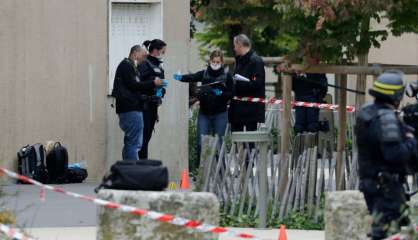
[
  {"xmin": 229, "ymin": 34, "xmax": 265, "ymax": 132},
  {"xmin": 356, "ymin": 70, "xmax": 418, "ymax": 239},
  {"xmin": 137, "ymin": 39, "xmax": 167, "ymax": 159},
  {"xmin": 292, "ymin": 72, "xmax": 328, "ymax": 133},
  {"xmin": 276, "ymin": 57, "xmax": 328, "ymax": 134},
  {"xmin": 292, "ymin": 56, "xmax": 328, "ymax": 133},
  {"xmin": 111, "ymin": 45, "xmax": 163, "ymax": 160},
  {"xmin": 174, "ymin": 50, "xmax": 233, "ymax": 168}
]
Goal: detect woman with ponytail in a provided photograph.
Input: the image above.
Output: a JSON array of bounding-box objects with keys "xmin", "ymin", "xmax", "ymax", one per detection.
[{"xmin": 137, "ymin": 39, "xmax": 167, "ymax": 159}]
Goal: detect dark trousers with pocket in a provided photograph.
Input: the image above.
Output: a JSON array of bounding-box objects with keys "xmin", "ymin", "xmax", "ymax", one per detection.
[
  {"xmin": 360, "ymin": 178, "xmax": 408, "ymax": 240},
  {"xmin": 139, "ymin": 105, "xmax": 158, "ymax": 159},
  {"xmin": 230, "ymin": 122, "xmax": 258, "ymax": 132},
  {"xmin": 294, "ymin": 95, "xmax": 320, "ymax": 134}
]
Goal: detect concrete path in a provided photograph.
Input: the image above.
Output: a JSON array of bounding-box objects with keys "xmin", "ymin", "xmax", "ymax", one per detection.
[
  {"xmin": 222, "ymin": 228, "xmax": 324, "ymax": 240},
  {"xmin": 2, "ymin": 182, "xmax": 98, "ymax": 227},
  {"xmin": 25, "ymin": 227, "xmax": 324, "ymax": 240}
]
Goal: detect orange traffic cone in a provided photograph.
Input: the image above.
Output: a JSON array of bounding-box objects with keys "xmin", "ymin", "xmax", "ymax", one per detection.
[
  {"xmin": 180, "ymin": 169, "xmax": 190, "ymax": 190},
  {"xmin": 278, "ymin": 224, "xmax": 288, "ymax": 240}
]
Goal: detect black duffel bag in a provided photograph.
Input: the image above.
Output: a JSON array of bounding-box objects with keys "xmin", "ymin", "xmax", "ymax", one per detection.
[{"xmin": 94, "ymin": 160, "xmax": 168, "ymax": 193}]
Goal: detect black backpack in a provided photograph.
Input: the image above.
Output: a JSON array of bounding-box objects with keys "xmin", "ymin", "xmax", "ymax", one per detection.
[
  {"xmin": 95, "ymin": 160, "xmax": 168, "ymax": 193},
  {"xmin": 65, "ymin": 167, "xmax": 88, "ymax": 183},
  {"xmin": 17, "ymin": 143, "xmax": 48, "ymax": 184},
  {"xmin": 46, "ymin": 142, "xmax": 69, "ymax": 183}
]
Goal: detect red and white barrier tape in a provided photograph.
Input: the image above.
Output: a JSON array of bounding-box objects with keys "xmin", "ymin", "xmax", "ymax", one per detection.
[
  {"xmin": 233, "ymin": 97, "xmax": 356, "ymax": 112},
  {"xmin": 0, "ymin": 167, "xmax": 261, "ymax": 240},
  {"xmin": 384, "ymin": 226, "xmax": 418, "ymax": 240},
  {"xmin": 386, "ymin": 234, "xmax": 405, "ymax": 240},
  {"xmin": 0, "ymin": 223, "xmax": 34, "ymax": 240}
]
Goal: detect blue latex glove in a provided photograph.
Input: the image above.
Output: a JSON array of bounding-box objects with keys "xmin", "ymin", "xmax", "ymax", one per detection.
[
  {"xmin": 156, "ymin": 88, "xmax": 164, "ymax": 97},
  {"xmin": 68, "ymin": 163, "xmax": 81, "ymax": 169},
  {"xmin": 173, "ymin": 74, "xmax": 183, "ymax": 81},
  {"xmin": 162, "ymin": 79, "xmax": 169, "ymax": 87},
  {"xmin": 212, "ymin": 89, "xmax": 222, "ymax": 96}
]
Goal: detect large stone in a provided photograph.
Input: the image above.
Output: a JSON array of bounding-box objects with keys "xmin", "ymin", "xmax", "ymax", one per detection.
[
  {"xmin": 408, "ymin": 194, "xmax": 418, "ymax": 223},
  {"xmin": 97, "ymin": 190, "xmax": 219, "ymax": 240},
  {"xmin": 409, "ymin": 194, "xmax": 418, "ymax": 210},
  {"xmin": 325, "ymin": 190, "xmax": 371, "ymax": 240}
]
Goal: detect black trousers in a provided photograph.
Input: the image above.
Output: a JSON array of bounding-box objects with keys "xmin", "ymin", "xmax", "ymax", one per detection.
[
  {"xmin": 360, "ymin": 178, "xmax": 408, "ymax": 240},
  {"xmin": 138, "ymin": 106, "xmax": 158, "ymax": 159},
  {"xmin": 294, "ymin": 95, "xmax": 320, "ymax": 134},
  {"xmin": 230, "ymin": 122, "xmax": 258, "ymax": 132}
]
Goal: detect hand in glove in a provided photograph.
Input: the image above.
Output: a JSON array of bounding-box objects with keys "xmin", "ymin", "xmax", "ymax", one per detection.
[
  {"xmin": 212, "ymin": 88, "xmax": 223, "ymax": 96},
  {"xmin": 156, "ymin": 88, "xmax": 164, "ymax": 97},
  {"xmin": 173, "ymin": 74, "xmax": 183, "ymax": 81}
]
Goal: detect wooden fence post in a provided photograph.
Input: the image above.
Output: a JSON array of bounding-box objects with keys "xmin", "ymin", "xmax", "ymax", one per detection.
[
  {"xmin": 355, "ymin": 54, "xmax": 368, "ymax": 109},
  {"xmin": 279, "ymin": 73, "xmax": 292, "ymax": 196},
  {"xmin": 336, "ymin": 74, "xmax": 347, "ymax": 190}
]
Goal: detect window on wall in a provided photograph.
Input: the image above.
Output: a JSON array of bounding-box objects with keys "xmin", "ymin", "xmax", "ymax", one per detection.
[{"xmin": 108, "ymin": 2, "xmax": 162, "ymax": 94}]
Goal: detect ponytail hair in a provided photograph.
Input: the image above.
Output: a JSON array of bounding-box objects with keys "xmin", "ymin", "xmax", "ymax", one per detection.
[{"xmin": 143, "ymin": 39, "xmax": 167, "ymax": 53}]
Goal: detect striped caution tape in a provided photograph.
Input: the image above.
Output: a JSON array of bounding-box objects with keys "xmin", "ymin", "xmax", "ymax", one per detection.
[
  {"xmin": 0, "ymin": 167, "xmax": 262, "ymax": 240},
  {"xmin": 385, "ymin": 234, "xmax": 405, "ymax": 240},
  {"xmin": 383, "ymin": 225, "xmax": 418, "ymax": 240},
  {"xmin": 0, "ymin": 223, "xmax": 34, "ymax": 240},
  {"xmin": 233, "ymin": 96, "xmax": 356, "ymax": 112}
]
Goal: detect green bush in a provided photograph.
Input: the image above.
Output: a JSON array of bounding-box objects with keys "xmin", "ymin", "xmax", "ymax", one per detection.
[
  {"xmin": 0, "ymin": 210, "xmax": 16, "ymax": 225},
  {"xmin": 220, "ymin": 208, "xmax": 324, "ymax": 230},
  {"xmin": 220, "ymin": 210, "xmax": 257, "ymax": 228},
  {"xmin": 189, "ymin": 109, "xmax": 199, "ymax": 175},
  {"xmin": 273, "ymin": 211, "xmax": 323, "ymax": 230},
  {"xmin": 219, "ymin": 196, "xmax": 325, "ymax": 230},
  {"xmin": 270, "ymin": 128, "xmax": 279, "ymax": 154},
  {"xmin": 0, "ymin": 187, "xmax": 16, "ymax": 225}
]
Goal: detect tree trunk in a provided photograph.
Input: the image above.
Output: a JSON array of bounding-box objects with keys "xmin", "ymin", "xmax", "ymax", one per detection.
[
  {"xmin": 336, "ymin": 74, "xmax": 347, "ymax": 191},
  {"xmin": 355, "ymin": 17, "xmax": 371, "ymax": 109},
  {"xmin": 356, "ymin": 54, "xmax": 368, "ymax": 109}
]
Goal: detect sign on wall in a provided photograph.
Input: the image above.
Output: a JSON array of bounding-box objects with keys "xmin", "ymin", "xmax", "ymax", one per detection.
[{"xmin": 109, "ymin": 2, "xmax": 162, "ymax": 94}]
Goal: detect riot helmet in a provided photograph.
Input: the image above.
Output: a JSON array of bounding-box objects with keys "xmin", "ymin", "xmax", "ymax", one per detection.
[{"xmin": 369, "ymin": 70, "xmax": 405, "ymax": 106}]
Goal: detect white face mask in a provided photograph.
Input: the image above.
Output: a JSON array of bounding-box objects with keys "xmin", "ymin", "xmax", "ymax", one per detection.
[
  {"xmin": 157, "ymin": 50, "xmax": 165, "ymax": 60},
  {"xmin": 210, "ymin": 63, "xmax": 222, "ymax": 71},
  {"xmin": 134, "ymin": 60, "xmax": 138, "ymax": 66}
]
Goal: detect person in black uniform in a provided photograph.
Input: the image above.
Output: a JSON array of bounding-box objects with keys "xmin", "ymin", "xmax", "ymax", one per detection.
[
  {"xmin": 229, "ymin": 34, "xmax": 265, "ymax": 132},
  {"xmin": 404, "ymin": 79, "xmax": 418, "ymax": 137},
  {"xmin": 137, "ymin": 39, "xmax": 167, "ymax": 159},
  {"xmin": 173, "ymin": 50, "xmax": 233, "ymax": 168},
  {"xmin": 356, "ymin": 70, "xmax": 418, "ymax": 239},
  {"xmin": 292, "ymin": 69, "xmax": 328, "ymax": 133},
  {"xmin": 111, "ymin": 45, "xmax": 163, "ymax": 160},
  {"xmin": 276, "ymin": 57, "xmax": 328, "ymax": 134}
]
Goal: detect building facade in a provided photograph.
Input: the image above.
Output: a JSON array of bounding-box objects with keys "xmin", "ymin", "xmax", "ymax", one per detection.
[{"xmin": 0, "ymin": 0, "xmax": 190, "ymax": 180}]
